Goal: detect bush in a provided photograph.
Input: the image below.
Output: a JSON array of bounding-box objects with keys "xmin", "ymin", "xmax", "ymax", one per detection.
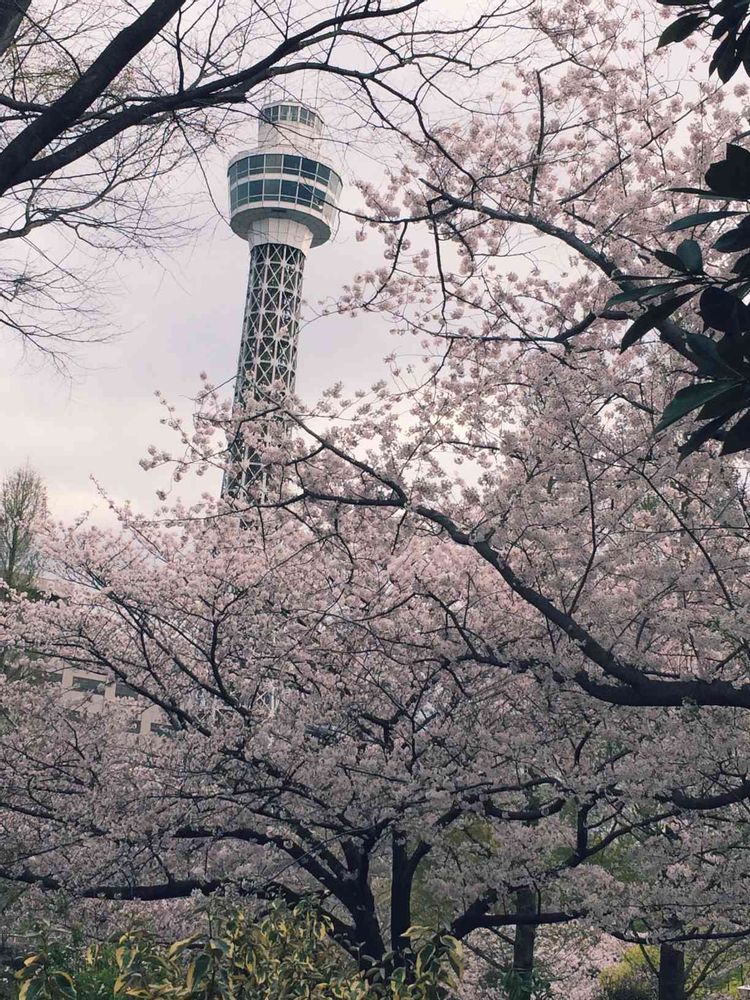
[
  {"xmin": 13, "ymin": 903, "xmax": 463, "ymax": 1000},
  {"xmin": 596, "ymin": 948, "xmax": 657, "ymax": 1000}
]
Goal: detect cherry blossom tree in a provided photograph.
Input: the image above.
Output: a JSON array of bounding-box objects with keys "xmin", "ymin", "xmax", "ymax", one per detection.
[
  {"xmin": 6, "ymin": 1, "xmax": 750, "ymax": 997},
  {"xmin": 0, "ymin": 502, "xmax": 677, "ymax": 974},
  {"xmin": 119, "ymin": 1, "xmax": 750, "ymax": 990},
  {"xmin": 2, "ymin": 352, "xmax": 750, "ymax": 996}
]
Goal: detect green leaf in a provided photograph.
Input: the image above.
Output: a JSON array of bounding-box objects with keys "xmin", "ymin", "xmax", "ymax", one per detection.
[
  {"xmin": 721, "ymin": 408, "xmax": 750, "ymax": 453},
  {"xmin": 19, "ymin": 980, "xmax": 42, "ymax": 1000},
  {"xmin": 186, "ymin": 953, "xmax": 211, "ymax": 991},
  {"xmin": 699, "ymin": 285, "xmax": 750, "ymax": 334},
  {"xmin": 705, "ymin": 144, "xmax": 750, "ymax": 199},
  {"xmin": 714, "ymin": 224, "xmax": 750, "ymax": 252},
  {"xmin": 697, "ymin": 382, "xmax": 750, "ymax": 418},
  {"xmin": 710, "ymin": 30, "xmax": 744, "ymax": 81},
  {"xmin": 606, "ymin": 281, "xmax": 687, "ymax": 307},
  {"xmin": 678, "ymin": 414, "xmax": 733, "ymax": 459},
  {"xmin": 50, "ymin": 971, "xmax": 76, "ymax": 999},
  {"xmin": 670, "ymin": 186, "xmax": 737, "ymax": 199},
  {"xmin": 620, "ymin": 290, "xmax": 697, "ymax": 351},
  {"xmin": 654, "ymin": 248, "xmax": 688, "ymax": 271},
  {"xmin": 167, "ymin": 935, "xmax": 198, "ymax": 958},
  {"xmin": 676, "ymin": 238, "xmax": 703, "ymax": 273},
  {"xmin": 658, "ymin": 12, "xmax": 706, "ymax": 46},
  {"xmin": 655, "ymin": 381, "xmax": 738, "ymax": 432},
  {"xmin": 684, "ymin": 330, "xmax": 739, "ymax": 377},
  {"xmin": 666, "ymin": 209, "xmax": 746, "ymax": 231}
]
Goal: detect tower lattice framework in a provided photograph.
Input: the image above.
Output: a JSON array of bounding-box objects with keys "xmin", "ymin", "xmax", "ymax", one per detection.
[
  {"xmin": 238, "ymin": 243, "xmax": 305, "ymax": 402},
  {"xmin": 229, "ymin": 243, "xmax": 306, "ymax": 490}
]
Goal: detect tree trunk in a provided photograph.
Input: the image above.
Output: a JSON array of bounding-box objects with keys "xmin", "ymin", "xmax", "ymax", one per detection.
[
  {"xmin": 512, "ymin": 888, "xmax": 538, "ymax": 1000},
  {"xmin": 658, "ymin": 944, "xmax": 686, "ymax": 1000},
  {"xmin": 390, "ymin": 832, "xmax": 412, "ymax": 963},
  {"xmin": 0, "ymin": 0, "xmax": 29, "ymax": 59}
]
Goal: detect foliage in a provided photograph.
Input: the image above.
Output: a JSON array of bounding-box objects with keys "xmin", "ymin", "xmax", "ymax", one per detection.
[
  {"xmin": 595, "ymin": 949, "xmax": 657, "ymax": 1000},
  {"xmin": 608, "ymin": 0, "xmax": 750, "ymax": 456},
  {"xmin": 481, "ymin": 965, "xmax": 553, "ymax": 1000},
  {"xmin": 0, "ymin": 467, "xmax": 46, "ymax": 596},
  {"xmin": 656, "ymin": 0, "xmax": 750, "ymax": 82},
  {"xmin": 13, "ymin": 905, "xmax": 463, "ymax": 1000},
  {"xmin": 610, "ymin": 142, "xmax": 750, "ymax": 457}
]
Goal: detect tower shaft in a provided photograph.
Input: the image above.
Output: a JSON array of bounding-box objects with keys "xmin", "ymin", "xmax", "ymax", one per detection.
[
  {"xmin": 228, "ymin": 242, "xmax": 305, "ymax": 491},
  {"xmin": 223, "ymin": 100, "xmax": 341, "ymax": 499},
  {"xmin": 238, "ymin": 242, "xmax": 305, "ymax": 403}
]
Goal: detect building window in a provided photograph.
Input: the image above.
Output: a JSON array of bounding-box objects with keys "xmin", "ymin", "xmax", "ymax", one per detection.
[
  {"xmin": 261, "ymin": 104, "xmax": 322, "ymax": 129},
  {"xmin": 230, "ymin": 156, "xmax": 341, "ymax": 193},
  {"xmin": 280, "ymin": 180, "xmax": 297, "ymax": 203},
  {"xmin": 297, "ymin": 183, "xmax": 313, "ymax": 206},
  {"xmin": 150, "ymin": 722, "xmax": 176, "ymax": 737},
  {"xmin": 115, "ymin": 681, "xmax": 138, "ymax": 699},
  {"xmin": 230, "ymin": 154, "xmax": 342, "ymax": 214},
  {"xmin": 300, "ymin": 158, "xmax": 317, "ymax": 179},
  {"xmin": 72, "ymin": 675, "xmax": 106, "ymax": 694}
]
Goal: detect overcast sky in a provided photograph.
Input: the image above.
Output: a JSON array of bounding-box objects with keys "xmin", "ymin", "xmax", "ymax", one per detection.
[{"xmin": 1, "ymin": 121, "xmax": 394, "ymax": 524}]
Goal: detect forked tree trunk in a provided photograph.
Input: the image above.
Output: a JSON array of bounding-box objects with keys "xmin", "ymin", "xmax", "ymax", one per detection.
[{"xmin": 658, "ymin": 943, "xmax": 686, "ymax": 1000}]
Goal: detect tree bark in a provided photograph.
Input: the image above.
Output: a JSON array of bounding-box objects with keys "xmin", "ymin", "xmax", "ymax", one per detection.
[
  {"xmin": 512, "ymin": 888, "xmax": 538, "ymax": 1000},
  {"xmin": 390, "ymin": 832, "xmax": 412, "ymax": 962},
  {"xmin": 658, "ymin": 944, "xmax": 686, "ymax": 1000},
  {"xmin": 0, "ymin": 0, "xmax": 29, "ymax": 59}
]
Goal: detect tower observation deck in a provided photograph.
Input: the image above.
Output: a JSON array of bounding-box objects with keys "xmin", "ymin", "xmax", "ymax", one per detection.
[{"xmin": 224, "ymin": 101, "xmax": 342, "ymax": 495}]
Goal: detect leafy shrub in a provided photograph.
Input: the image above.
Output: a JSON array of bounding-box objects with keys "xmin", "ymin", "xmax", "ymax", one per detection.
[
  {"xmin": 596, "ymin": 948, "xmax": 657, "ymax": 1000},
  {"xmin": 13, "ymin": 903, "xmax": 463, "ymax": 1000}
]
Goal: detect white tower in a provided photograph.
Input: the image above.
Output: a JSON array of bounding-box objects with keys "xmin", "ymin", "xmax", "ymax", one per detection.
[{"xmin": 224, "ymin": 100, "xmax": 342, "ymax": 495}]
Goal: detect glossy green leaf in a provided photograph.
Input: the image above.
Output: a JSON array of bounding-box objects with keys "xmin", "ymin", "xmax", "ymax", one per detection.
[
  {"xmin": 678, "ymin": 414, "xmax": 733, "ymax": 459},
  {"xmin": 705, "ymin": 144, "xmax": 750, "ymax": 199},
  {"xmin": 699, "ymin": 285, "xmax": 750, "ymax": 334},
  {"xmin": 666, "ymin": 209, "xmax": 746, "ymax": 231},
  {"xmin": 676, "ymin": 238, "xmax": 703, "ymax": 272},
  {"xmin": 620, "ymin": 290, "xmax": 696, "ymax": 351},
  {"xmin": 658, "ymin": 12, "xmax": 706, "ymax": 46},
  {"xmin": 655, "ymin": 381, "xmax": 738, "ymax": 432}
]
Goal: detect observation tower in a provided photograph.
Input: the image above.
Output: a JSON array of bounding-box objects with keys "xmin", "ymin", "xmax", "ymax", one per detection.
[{"xmin": 224, "ymin": 100, "xmax": 342, "ymax": 495}]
